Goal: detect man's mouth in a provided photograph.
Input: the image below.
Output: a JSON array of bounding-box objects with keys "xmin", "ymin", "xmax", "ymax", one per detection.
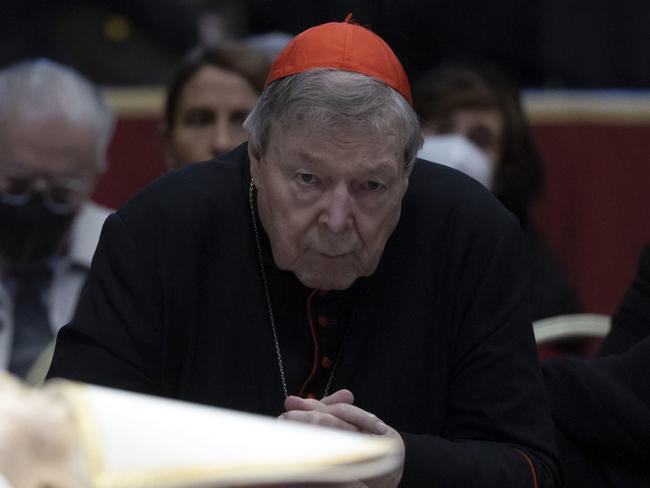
[{"xmin": 316, "ymin": 250, "xmax": 353, "ymax": 259}]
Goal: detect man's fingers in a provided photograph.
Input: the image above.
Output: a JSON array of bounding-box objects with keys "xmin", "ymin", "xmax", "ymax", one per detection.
[
  {"xmin": 320, "ymin": 403, "xmax": 388, "ymax": 435},
  {"xmin": 284, "ymin": 389, "xmax": 355, "ymax": 412},
  {"xmin": 281, "ymin": 403, "xmax": 388, "ymax": 435},
  {"xmin": 279, "ymin": 410, "xmax": 361, "ymax": 432},
  {"xmin": 281, "ymin": 390, "xmax": 387, "ymax": 436},
  {"xmin": 284, "ymin": 395, "xmax": 322, "ymax": 412},
  {"xmin": 321, "ymin": 389, "xmax": 354, "ymax": 406}
]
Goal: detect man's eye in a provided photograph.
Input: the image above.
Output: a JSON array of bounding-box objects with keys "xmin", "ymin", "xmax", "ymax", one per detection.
[
  {"xmin": 365, "ymin": 180, "xmax": 384, "ymax": 192},
  {"xmin": 297, "ymin": 173, "xmax": 315, "ymax": 184},
  {"xmin": 5, "ymin": 178, "xmax": 31, "ymax": 196}
]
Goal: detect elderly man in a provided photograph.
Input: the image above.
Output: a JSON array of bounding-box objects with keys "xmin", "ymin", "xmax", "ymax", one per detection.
[
  {"xmin": 49, "ymin": 18, "xmax": 560, "ymax": 487},
  {"xmin": 0, "ymin": 59, "xmax": 113, "ymax": 378}
]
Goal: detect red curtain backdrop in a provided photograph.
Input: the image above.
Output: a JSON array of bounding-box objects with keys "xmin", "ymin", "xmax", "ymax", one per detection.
[
  {"xmin": 94, "ymin": 118, "xmax": 166, "ymax": 208},
  {"xmin": 532, "ymin": 123, "xmax": 650, "ymax": 314}
]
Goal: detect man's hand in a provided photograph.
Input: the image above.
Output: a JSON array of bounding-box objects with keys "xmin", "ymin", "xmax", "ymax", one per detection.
[{"xmin": 278, "ymin": 389, "xmax": 405, "ymax": 488}]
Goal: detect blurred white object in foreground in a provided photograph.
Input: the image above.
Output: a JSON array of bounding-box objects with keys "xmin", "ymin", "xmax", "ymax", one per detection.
[
  {"xmin": 0, "ymin": 373, "xmax": 89, "ymax": 488},
  {"xmin": 418, "ymin": 134, "xmax": 493, "ymax": 190},
  {"xmin": 1, "ymin": 375, "xmax": 401, "ymax": 488}
]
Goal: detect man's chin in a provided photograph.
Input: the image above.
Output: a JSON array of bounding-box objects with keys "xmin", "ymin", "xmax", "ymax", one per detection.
[{"xmin": 293, "ymin": 269, "xmax": 359, "ymax": 291}]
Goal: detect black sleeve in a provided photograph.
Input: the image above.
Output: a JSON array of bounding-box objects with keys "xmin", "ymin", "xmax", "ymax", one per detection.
[
  {"xmin": 48, "ymin": 212, "xmax": 163, "ymax": 395},
  {"xmin": 543, "ymin": 336, "xmax": 650, "ymax": 487},
  {"xmin": 401, "ymin": 214, "xmax": 561, "ymax": 487}
]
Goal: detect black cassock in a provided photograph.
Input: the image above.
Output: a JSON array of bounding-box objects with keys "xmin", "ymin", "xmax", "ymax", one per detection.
[{"xmin": 49, "ymin": 143, "xmax": 560, "ymax": 487}]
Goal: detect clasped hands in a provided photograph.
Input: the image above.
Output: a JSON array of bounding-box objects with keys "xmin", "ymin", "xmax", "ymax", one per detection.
[{"xmin": 278, "ymin": 389, "xmax": 405, "ymax": 488}]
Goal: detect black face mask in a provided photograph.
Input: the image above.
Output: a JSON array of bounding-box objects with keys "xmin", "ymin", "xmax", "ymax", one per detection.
[{"xmin": 0, "ymin": 193, "xmax": 76, "ymax": 272}]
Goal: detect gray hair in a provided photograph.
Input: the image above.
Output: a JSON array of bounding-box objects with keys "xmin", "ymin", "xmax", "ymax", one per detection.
[
  {"xmin": 243, "ymin": 69, "xmax": 423, "ymax": 171},
  {"xmin": 0, "ymin": 59, "xmax": 114, "ymax": 172}
]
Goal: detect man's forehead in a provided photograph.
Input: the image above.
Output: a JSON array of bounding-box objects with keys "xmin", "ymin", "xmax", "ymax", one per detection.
[
  {"xmin": 273, "ymin": 117, "xmax": 398, "ymax": 144},
  {"xmin": 1, "ymin": 109, "xmax": 99, "ymax": 173},
  {"xmin": 269, "ymin": 124, "xmax": 403, "ymax": 173},
  {"xmin": 6, "ymin": 105, "xmax": 97, "ymax": 133}
]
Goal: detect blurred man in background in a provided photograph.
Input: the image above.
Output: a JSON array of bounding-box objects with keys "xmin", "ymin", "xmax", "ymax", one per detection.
[
  {"xmin": 163, "ymin": 44, "xmax": 269, "ymax": 169},
  {"xmin": 0, "ymin": 59, "xmax": 113, "ymax": 378}
]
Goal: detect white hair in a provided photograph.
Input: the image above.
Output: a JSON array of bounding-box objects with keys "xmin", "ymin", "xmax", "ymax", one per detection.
[
  {"xmin": 0, "ymin": 59, "xmax": 114, "ymax": 172},
  {"xmin": 243, "ymin": 69, "xmax": 423, "ymax": 171}
]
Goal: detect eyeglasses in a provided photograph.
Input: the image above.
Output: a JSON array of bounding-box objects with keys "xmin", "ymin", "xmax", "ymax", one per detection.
[{"xmin": 0, "ymin": 175, "xmax": 88, "ymax": 214}]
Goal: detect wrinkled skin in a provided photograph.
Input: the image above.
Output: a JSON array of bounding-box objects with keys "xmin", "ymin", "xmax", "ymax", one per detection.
[{"xmin": 250, "ymin": 125, "xmax": 410, "ymax": 291}]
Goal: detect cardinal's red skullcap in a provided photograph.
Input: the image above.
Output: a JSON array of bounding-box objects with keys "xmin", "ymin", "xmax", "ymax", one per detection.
[{"xmin": 265, "ymin": 14, "xmax": 412, "ymax": 105}]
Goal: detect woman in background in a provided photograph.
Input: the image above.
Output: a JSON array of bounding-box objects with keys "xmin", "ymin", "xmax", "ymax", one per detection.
[
  {"xmin": 163, "ymin": 44, "xmax": 270, "ymax": 169},
  {"xmin": 413, "ymin": 63, "xmax": 581, "ymax": 321}
]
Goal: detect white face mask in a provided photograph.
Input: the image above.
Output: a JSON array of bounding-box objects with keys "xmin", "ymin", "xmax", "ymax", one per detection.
[{"xmin": 417, "ymin": 134, "xmax": 493, "ymax": 190}]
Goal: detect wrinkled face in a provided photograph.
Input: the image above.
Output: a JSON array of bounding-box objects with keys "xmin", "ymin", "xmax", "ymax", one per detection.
[
  {"xmin": 250, "ymin": 125, "xmax": 410, "ymax": 290},
  {"xmin": 0, "ymin": 109, "xmax": 98, "ymax": 212},
  {"xmin": 429, "ymin": 108, "xmax": 503, "ymax": 166},
  {"xmin": 166, "ymin": 66, "xmax": 258, "ymax": 168}
]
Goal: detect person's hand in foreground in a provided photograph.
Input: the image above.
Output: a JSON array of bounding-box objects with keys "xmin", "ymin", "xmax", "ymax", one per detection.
[{"xmin": 279, "ymin": 389, "xmax": 405, "ymax": 488}]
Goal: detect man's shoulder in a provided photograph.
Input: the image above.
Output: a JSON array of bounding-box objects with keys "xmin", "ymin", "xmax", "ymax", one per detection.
[
  {"xmin": 404, "ymin": 159, "xmax": 510, "ymax": 227},
  {"xmin": 136, "ymin": 144, "xmax": 249, "ymax": 208},
  {"xmin": 386, "ymin": 159, "xmax": 518, "ymax": 273},
  {"xmin": 117, "ymin": 145, "xmax": 250, "ymax": 228}
]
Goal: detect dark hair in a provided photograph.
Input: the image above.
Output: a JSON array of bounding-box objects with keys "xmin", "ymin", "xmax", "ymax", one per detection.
[
  {"xmin": 163, "ymin": 43, "xmax": 271, "ymax": 135},
  {"xmin": 412, "ymin": 63, "xmax": 544, "ymax": 225}
]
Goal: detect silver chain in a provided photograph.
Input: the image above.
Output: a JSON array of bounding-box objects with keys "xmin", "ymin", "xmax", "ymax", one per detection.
[
  {"xmin": 248, "ymin": 179, "xmax": 361, "ymax": 400},
  {"xmin": 249, "ymin": 179, "xmax": 289, "ymax": 399}
]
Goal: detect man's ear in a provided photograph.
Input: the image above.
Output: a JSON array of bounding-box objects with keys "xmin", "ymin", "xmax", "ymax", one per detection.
[{"xmin": 399, "ymin": 160, "xmax": 414, "ymax": 197}]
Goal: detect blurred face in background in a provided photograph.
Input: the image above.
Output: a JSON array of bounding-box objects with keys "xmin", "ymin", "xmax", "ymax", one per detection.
[
  {"xmin": 427, "ymin": 108, "xmax": 503, "ymax": 167},
  {"xmin": 165, "ymin": 65, "xmax": 258, "ymax": 169},
  {"xmin": 0, "ymin": 108, "xmax": 98, "ymax": 270}
]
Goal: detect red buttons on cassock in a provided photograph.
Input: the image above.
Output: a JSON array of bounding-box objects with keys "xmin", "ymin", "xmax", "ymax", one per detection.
[
  {"xmin": 320, "ymin": 356, "xmax": 332, "ymax": 369},
  {"xmin": 317, "ymin": 315, "xmax": 329, "ymax": 327}
]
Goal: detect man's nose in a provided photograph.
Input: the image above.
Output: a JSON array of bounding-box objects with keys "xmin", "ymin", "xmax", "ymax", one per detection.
[{"xmin": 319, "ymin": 184, "xmax": 354, "ymax": 234}]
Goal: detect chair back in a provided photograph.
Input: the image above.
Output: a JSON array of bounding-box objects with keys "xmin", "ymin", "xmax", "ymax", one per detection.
[{"xmin": 534, "ymin": 313, "xmax": 611, "ymax": 358}]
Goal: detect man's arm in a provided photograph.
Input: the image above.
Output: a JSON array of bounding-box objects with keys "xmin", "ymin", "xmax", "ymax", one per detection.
[
  {"xmin": 48, "ymin": 212, "xmax": 162, "ymax": 394},
  {"xmin": 543, "ymin": 336, "xmax": 650, "ymax": 486},
  {"xmin": 403, "ymin": 213, "xmax": 559, "ymax": 486},
  {"xmin": 283, "ymin": 214, "xmax": 560, "ymax": 487}
]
